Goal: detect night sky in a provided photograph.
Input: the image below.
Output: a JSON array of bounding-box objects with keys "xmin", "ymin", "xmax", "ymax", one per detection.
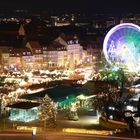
[{"xmin": 0, "ymin": 0, "xmax": 140, "ymax": 14}]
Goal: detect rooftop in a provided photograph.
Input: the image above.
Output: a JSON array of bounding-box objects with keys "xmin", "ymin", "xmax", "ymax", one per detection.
[{"xmin": 7, "ymin": 101, "xmax": 40, "ymax": 109}]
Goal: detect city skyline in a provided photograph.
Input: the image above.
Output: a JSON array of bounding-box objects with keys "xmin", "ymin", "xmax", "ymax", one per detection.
[{"xmin": 0, "ymin": 1, "xmax": 139, "ymax": 138}]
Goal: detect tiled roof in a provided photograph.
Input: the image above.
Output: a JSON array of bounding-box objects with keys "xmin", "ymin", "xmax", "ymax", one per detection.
[
  {"xmin": 9, "ymin": 47, "xmax": 32, "ymax": 57},
  {"xmin": 47, "ymin": 41, "xmax": 66, "ymax": 51},
  {"xmin": 29, "ymin": 41, "xmax": 42, "ymax": 48}
]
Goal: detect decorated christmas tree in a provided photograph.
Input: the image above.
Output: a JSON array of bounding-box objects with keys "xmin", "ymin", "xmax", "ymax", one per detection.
[{"xmin": 38, "ymin": 95, "xmax": 57, "ymax": 128}]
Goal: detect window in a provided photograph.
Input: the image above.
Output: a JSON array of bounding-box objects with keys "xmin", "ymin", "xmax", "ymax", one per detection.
[
  {"xmin": 70, "ymin": 40, "xmax": 73, "ymax": 44},
  {"xmin": 27, "ymin": 52, "xmax": 31, "ymax": 55}
]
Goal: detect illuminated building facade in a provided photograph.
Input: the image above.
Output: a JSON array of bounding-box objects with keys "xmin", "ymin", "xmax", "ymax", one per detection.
[
  {"xmin": 9, "ymin": 48, "xmax": 22, "ymax": 71},
  {"xmin": 55, "ymin": 36, "xmax": 83, "ymax": 69},
  {"xmin": 0, "ymin": 47, "xmax": 34, "ymax": 71},
  {"xmin": 46, "ymin": 41, "xmax": 67, "ymax": 69},
  {"xmin": 0, "ymin": 22, "xmax": 26, "ymax": 71},
  {"xmin": 0, "ymin": 39, "xmax": 83, "ymax": 71},
  {"xmin": 26, "ymin": 41, "xmax": 43, "ymax": 69},
  {"xmin": 0, "ymin": 47, "xmax": 12, "ymax": 69},
  {"xmin": 21, "ymin": 48, "xmax": 34, "ymax": 70}
]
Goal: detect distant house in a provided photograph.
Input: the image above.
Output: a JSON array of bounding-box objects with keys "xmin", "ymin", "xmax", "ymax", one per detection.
[
  {"xmin": 9, "ymin": 48, "xmax": 22, "ymax": 71},
  {"xmin": 26, "ymin": 41, "xmax": 43, "ymax": 69},
  {"xmin": 2, "ymin": 46, "xmax": 33, "ymax": 71},
  {"xmin": 0, "ymin": 22, "xmax": 26, "ymax": 70},
  {"xmin": 54, "ymin": 35, "xmax": 83, "ymax": 69},
  {"xmin": 46, "ymin": 41, "xmax": 67, "ymax": 69},
  {"xmin": 21, "ymin": 48, "xmax": 34, "ymax": 70},
  {"xmin": 0, "ymin": 47, "xmax": 12, "ymax": 69}
]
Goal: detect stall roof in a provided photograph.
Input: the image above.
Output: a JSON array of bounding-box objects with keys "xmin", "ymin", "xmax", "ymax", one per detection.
[
  {"xmin": 19, "ymin": 85, "xmax": 89, "ymax": 101},
  {"xmin": 7, "ymin": 102, "xmax": 40, "ymax": 109}
]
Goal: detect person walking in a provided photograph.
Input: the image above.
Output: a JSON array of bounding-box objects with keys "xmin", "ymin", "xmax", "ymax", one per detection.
[{"xmin": 124, "ymin": 110, "xmax": 136, "ymax": 136}]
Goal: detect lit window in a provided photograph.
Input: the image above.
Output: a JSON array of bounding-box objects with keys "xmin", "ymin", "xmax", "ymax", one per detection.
[
  {"xmin": 27, "ymin": 52, "xmax": 31, "ymax": 55},
  {"xmin": 70, "ymin": 40, "xmax": 73, "ymax": 44}
]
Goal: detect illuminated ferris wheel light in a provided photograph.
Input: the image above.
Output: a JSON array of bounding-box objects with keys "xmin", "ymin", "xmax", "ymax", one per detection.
[{"xmin": 103, "ymin": 23, "xmax": 140, "ymax": 72}]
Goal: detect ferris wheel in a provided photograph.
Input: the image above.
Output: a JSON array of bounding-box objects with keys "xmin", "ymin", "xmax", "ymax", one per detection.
[{"xmin": 103, "ymin": 23, "xmax": 140, "ymax": 72}]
